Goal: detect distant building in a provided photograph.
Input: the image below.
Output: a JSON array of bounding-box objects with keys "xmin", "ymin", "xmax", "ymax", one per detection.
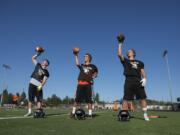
[
  {"xmin": 147, "ymin": 105, "xmax": 172, "ymax": 111},
  {"xmin": 86, "ymin": 101, "xmax": 121, "ymax": 110}
]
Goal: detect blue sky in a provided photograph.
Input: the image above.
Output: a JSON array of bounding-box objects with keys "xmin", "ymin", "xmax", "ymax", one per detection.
[{"xmin": 0, "ymin": 0, "xmax": 179, "ymax": 102}]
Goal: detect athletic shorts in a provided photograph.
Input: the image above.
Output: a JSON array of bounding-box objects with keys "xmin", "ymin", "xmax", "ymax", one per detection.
[
  {"xmin": 28, "ymin": 83, "xmax": 43, "ymax": 102},
  {"xmin": 123, "ymin": 80, "xmax": 147, "ymax": 100},
  {"xmin": 75, "ymin": 84, "xmax": 93, "ymax": 104}
]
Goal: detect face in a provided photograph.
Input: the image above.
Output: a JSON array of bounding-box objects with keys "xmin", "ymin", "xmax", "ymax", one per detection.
[
  {"xmin": 84, "ymin": 55, "xmax": 90, "ymax": 63},
  {"xmin": 127, "ymin": 49, "xmax": 135, "ymax": 58},
  {"xmin": 41, "ymin": 60, "xmax": 49, "ymax": 68}
]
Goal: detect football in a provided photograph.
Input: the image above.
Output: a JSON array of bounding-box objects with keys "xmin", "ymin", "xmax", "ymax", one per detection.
[
  {"xmin": 72, "ymin": 47, "xmax": 80, "ymax": 55},
  {"xmin": 35, "ymin": 46, "xmax": 45, "ymax": 53}
]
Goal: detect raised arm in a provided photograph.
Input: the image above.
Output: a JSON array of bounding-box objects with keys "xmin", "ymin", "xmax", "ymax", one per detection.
[
  {"xmin": 118, "ymin": 43, "xmax": 125, "ymax": 61},
  {"xmin": 33, "ymin": 46, "xmax": 44, "ymax": 65},
  {"xmin": 75, "ymin": 55, "xmax": 80, "ymax": 66},
  {"xmin": 32, "ymin": 54, "xmax": 39, "ymax": 65},
  {"xmin": 117, "ymin": 34, "xmax": 125, "ymax": 61},
  {"xmin": 72, "ymin": 47, "xmax": 80, "ymax": 66}
]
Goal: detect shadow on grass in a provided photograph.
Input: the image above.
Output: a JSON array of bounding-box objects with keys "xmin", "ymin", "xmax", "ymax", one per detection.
[
  {"xmin": 112, "ymin": 114, "xmax": 167, "ymax": 121},
  {"xmin": 45, "ymin": 112, "xmax": 68, "ymax": 117},
  {"xmin": 130, "ymin": 116, "xmax": 145, "ymax": 120},
  {"xmin": 92, "ymin": 114, "xmax": 100, "ymax": 118},
  {"xmin": 131, "ymin": 115, "xmax": 167, "ymax": 120},
  {"xmin": 45, "ymin": 113, "xmax": 100, "ymax": 119},
  {"xmin": 85, "ymin": 114, "xmax": 100, "ymax": 118}
]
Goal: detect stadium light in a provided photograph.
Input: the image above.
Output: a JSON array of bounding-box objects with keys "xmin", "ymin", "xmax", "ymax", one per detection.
[
  {"xmin": 163, "ymin": 50, "xmax": 173, "ymax": 105},
  {"xmin": 0, "ymin": 64, "xmax": 12, "ymax": 106}
]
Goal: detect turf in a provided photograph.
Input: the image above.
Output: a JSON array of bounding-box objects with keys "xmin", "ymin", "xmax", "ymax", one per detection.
[{"xmin": 0, "ymin": 108, "xmax": 180, "ymax": 135}]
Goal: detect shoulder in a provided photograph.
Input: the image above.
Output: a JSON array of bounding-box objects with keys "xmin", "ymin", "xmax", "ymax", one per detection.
[
  {"xmin": 135, "ymin": 60, "xmax": 144, "ymax": 68},
  {"xmin": 80, "ymin": 64, "xmax": 84, "ymax": 67},
  {"xmin": 136, "ymin": 60, "xmax": 144, "ymax": 65},
  {"xmin": 124, "ymin": 57, "xmax": 129, "ymax": 62},
  {"xmin": 121, "ymin": 57, "xmax": 129, "ymax": 63},
  {"xmin": 90, "ymin": 64, "xmax": 97, "ymax": 69},
  {"xmin": 36, "ymin": 63, "xmax": 41, "ymax": 67},
  {"xmin": 90, "ymin": 64, "xmax": 98, "ymax": 72},
  {"xmin": 77, "ymin": 64, "xmax": 83, "ymax": 68}
]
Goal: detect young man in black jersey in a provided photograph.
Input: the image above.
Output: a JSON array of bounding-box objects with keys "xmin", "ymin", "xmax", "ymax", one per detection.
[
  {"xmin": 24, "ymin": 52, "xmax": 50, "ymax": 117},
  {"xmin": 117, "ymin": 35, "xmax": 149, "ymax": 121},
  {"xmin": 71, "ymin": 51, "xmax": 98, "ymax": 118}
]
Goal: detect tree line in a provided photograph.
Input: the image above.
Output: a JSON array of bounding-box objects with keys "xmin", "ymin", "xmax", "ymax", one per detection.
[
  {"xmin": 0, "ymin": 89, "xmax": 175, "ymax": 107},
  {"xmin": 0, "ymin": 89, "xmax": 100, "ymax": 107}
]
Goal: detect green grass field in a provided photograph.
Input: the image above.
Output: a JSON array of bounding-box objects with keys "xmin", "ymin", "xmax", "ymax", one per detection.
[{"xmin": 0, "ymin": 108, "xmax": 180, "ymax": 135}]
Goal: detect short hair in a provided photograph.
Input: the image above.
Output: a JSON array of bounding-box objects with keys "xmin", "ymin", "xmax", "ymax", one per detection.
[
  {"xmin": 44, "ymin": 59, "xmax": 50, "ymax": 65},
  {"xmin": 85, "ymin": 53, "xmax": 92, "ymax": 62},
  {"xmin": 127, "ymin": 49, "xmax": 136, "ymax": 57}
]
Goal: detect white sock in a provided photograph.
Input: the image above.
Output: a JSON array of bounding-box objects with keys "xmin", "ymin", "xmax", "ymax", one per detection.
[
  {"xmin": 28, "ymin": 108, "xmax": 32, "ymax": 114},
  {"xmin": 143, "ymin": 113, "xmax": 149, "ymax": 121},
  {"xmin": 89, "ymin": 109, "xmax": 92, "ymax": 115},
  {"xmin": 142, "ymin": 107, "xmax": 149, "ymax": 120},
  {"xmin": 144, "ymin": 112, "xmax": 148, "ymax": 117},
  {"xmin": 72, "ymin": 107, "xmax": 76, "ymax": 114},
  {"xmin": 142, "ymin": 107, "xmax": 148, "ymax": 114}
]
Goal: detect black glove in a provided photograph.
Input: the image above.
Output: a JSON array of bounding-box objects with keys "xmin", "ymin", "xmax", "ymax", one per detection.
[{"xmin": 117, "ymin": 34, "xmax": 125, "ymax": 43}]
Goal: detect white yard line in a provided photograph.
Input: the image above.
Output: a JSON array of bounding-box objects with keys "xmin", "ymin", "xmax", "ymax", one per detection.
[
  {"xmin": 0, "ymin": 111, "xmax": 108, "ymax": 120},
  {"xmin": 0, "ymin": 116, "xmax": 33, "ymax": 120}
]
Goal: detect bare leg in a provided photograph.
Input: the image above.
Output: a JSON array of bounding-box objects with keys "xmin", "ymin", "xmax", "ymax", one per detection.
[
  {"xmin": 28, "ymin": 101, "xmax": 32, "ymax": 111},
  {"xmin": 140, "ymin": 99, "xmax": 149, "ymax": 121},
  {"xmin": 24, "ymin": 101, "xmax": 32, "ymax": 116},
  {"xmin": 140, "ymin": 99, "xmax": 147, "ymax": 108},
  {"xmin": 122, "ymin": 100, "xmax": 129, "ymax": 110},
  {"xmin": 37, "ymin": 101, "xmax": 42, "ymax": 109},
  {"xmin": 88, "ymin": 103, "xmax": 92, "ymax": 116},
  {"xmin": 130, "ymin": 102, "xmax": 135, "ymax": 112},
  {"xmin": 88, "ymin": 103, "xmax": 92, "ymax": 110},
  {"xmin": 72, "ymin": 102, "xmax": 80, "ymax": 114}
]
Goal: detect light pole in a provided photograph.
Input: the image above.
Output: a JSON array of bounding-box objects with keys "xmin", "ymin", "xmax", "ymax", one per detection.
[
  {"xmin": 163, "ymin": 50, "xmax": 173, "ymax": 105},
  {"xmin": 0, "ymin": 64, "xmax": 11, "ymax": 106}
]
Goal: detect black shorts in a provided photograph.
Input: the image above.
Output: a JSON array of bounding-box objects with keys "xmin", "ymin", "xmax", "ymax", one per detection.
[
  {"xmin": 28, "ymin": 83, "xmax": 43, "ymax": 102},
  {"xmin": 75, "ymin": 84, "xmax": 93, "ymax": 104},
  {"xmin": 123, "ymin": 80, "xmax": 147, "ymax": 100}
]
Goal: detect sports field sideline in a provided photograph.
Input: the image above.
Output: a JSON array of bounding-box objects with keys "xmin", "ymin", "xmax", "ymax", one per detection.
[{"xmin": 0, "ymin": 108, "xmax": 180, "ymax": 135}]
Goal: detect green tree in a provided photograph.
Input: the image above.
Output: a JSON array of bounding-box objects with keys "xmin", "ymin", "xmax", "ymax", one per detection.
[
  {"xmin": 94, "ymin": 93, "xmax": 100, "ymax": 103},
  {"xmin": 46, "ymin": 94, "xmax": 62, "ymax": 106},
  {"xmin": 20, "ymin": 91, "xmax": 26, "ymax": 102},
  {"xmin": 8, "ymin": 93, "xmax": 13, "ymax": 104},
  {"xmin": 69, "ymin": 98, "xmax": 75, "ymax": 104},
  {"xmin": 63, "ymin": 96, "xmax": 70, "ymax": 104},
  {"xmin": 2, "ymin": 89, "xmax": 8, "ymax": 104}
]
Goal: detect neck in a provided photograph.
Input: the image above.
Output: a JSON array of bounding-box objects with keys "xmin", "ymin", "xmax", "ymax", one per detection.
[
  {"xmin": 129, "ymin": 56, "xmax": 134, "ymax": 60},
  {"xmin": 41, "ymin": 64, "xmax": 47, "ymax": 69},
  {"xmin": 85, "ymin": 62, "xmax": 90, "ymax": 65}
]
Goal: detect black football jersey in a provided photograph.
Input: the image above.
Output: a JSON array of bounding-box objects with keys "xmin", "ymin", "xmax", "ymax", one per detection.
[
  {"xmin": 77, "ymin": 64, "xmax": 98, "ymax": 83},
  {"xmin": 120, "ymin": 57, "xmax": 144, "ymax": 80},
  {"xmin": 31, "ymin": 63, "xmax": 49, "ymax": 82}
]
